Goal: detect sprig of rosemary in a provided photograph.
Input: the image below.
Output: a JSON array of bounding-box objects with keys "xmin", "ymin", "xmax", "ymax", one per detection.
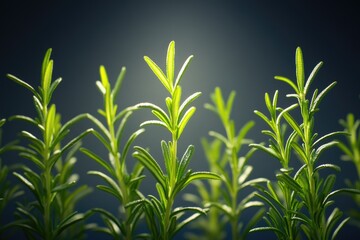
[
  {"xmin": 130, "ymin": 41, "xmax": 220, "ymax": 239},
  {"xmin": 80, "ymin": 65, "xmax": 145, "ymax": 239},
  {"xmin": 186, "ymin": 87, "xmax": 267, "ymax": 240},
  {"xmin": 250, "ymin": 47, "xmax": 360, "ymax": 239},
  {"xmin": 6, "ymin": 49, "xmax": 93, "ymax": 240},
  {"xmin": 337, "ymin": 113, "xmax": 360, "ymax": 227}
]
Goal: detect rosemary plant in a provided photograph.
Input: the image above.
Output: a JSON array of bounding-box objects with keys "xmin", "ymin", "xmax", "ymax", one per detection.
[
  {"xmin": 186, "ymin": 87, "xmax": 266, "ymax": 240},
  {"xmin": 130, "ymin": 41, "xmax": 220, "ymax": 239},
  {"xmin": 6, "ymin": 49, "xmax": 93, "ymax": 239},
  {"xmin": 250, "ymin": 47, "xmax": 359, "ymax": 239},
  {"xmin": 337, "ymin": 113, "xmax": 360, "ymax": 227},
  {"xmin": 0, "ymin": 119, "xmax": 24, "ymax": 238},
  {"xmin": 80, "ymin": 65, "xmax": 145, "ymax": 239},
  {"xmin": 184, "ymin": 137, "xmax": 226, "ymax": 240}
]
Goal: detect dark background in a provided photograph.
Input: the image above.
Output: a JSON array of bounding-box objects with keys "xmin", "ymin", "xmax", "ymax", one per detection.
[{"xmin": 1, "ymin": 1, "xmax": 360, "ymax": 239}]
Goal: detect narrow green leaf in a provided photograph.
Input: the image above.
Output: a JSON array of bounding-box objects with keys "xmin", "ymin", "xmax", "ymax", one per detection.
[
  {"xmin": 81, "ymin": 148, "xmax": 114, "ymax": 175},
  {"xmin": 236, "ymin": 120, "xmax": 255, "ymax": 149},
  {"xmin": 276, "ymin": 173, "xmax": 302, "ymax": 193},
  {"xmin": 238, "ymin": 165, "xmax": 253, "ymax": 185},
  {"xmin": 250, "ymin": 143, "xmax": 279, "ymax": 159},
  {"xmin": 54, "ymin": 212, "xmax": 86, "ymax": 238},
  {"xmin": 323, "ymin": 188, "xmax": 360, "ymax": 204},
  {"xmin": 99, "ymin": 65, "xmax": 109, "ymax": 88},
  {"xmin": 179, "ymin": 92, "xmax": 201, "ymax": 118},
  {"xmin": 314, "ymin": 141, "xmax": 338, "ymax": 162},
  {"xmin": 166, "ymin": 41, "xmax": 175, "ymax": 87},
  {"xmin": 115, "ymin": 111, "xmax": 133, "ymax": 144},
  {"xmin": 311, "ymin": 81, "xmax": 337, "ymax": 112},
  {"xmin": 88, "ymin": 171, "xmax": 123, "ymax": 201},
  {"xmin": 140, "ymin": 120, "xmax": 169, "ymax": 130},
  {"xmin": 276, "ymin": 103, "xmax": 298, "ymax": 126},
  {"xmin": 48, "ymin": 77, "xmax": 62, "ymax": 102},
  {"xmin": 60, "ymin": 129, "xmax": 93, "ymax": 155},
  {"xmin": 209, "ymin": 131, "xmax": 230, "ymax": 147},
  {"xmin": 52, "ymin": 181, "xmax": 76, "ymax": 193},
  {"xmin": 332, "ymin": 217, "xmax": 350, "ymax": 240},
  {"xmin": 304, "ymin": 61, "xmax": 323, "ymax": 96},
  {"xmin": 133, "ymin": 146, "xmax": 166, "ymax": 189},
  {"xmin": 9, "ymin": 115, "xmax": 39, "ymax": 126},
  {"xmin": 275, "ymin": 76, "xmax": 298, "ymax": 94},
  {"xmin": 41, "ymin": 48, "xmax": 52, "ymax": 80},
  {"xmin": 121, "ymin": 128, "xmax": 145, "ymax": 165},
  {"xmin": 177, "ymin": 145, "xmax": 194, "ymax": 180},
  {"xmin": 112, "ymin": 66, "xmax": 126, "ymax": 100},
  {"xmin": 136, "ymin": 103, "xmax": 169, "ymax": 125},
  {"xmin": 96, "ymin": 81, "xmax": 106, "ymax": 95},
  {"xmin": 177, "ymin": 107, "xmax": 196, "ymax": 139},
  {"xmin": 254, "ymin": 110, "xmax": 272, "ymax": 128},
  {"xmin": 282, "ymin": 111, "xmax": 304, "ymax": 140},
  {"xmin": 250, "ymin": 226, "xmax": 285, "ymax": 236},
  {"xmin": 144, "ymin": 56, "xmax": 171, "ymax": 93},
  {"xmin": 45, "ymin": 104, "xmax": 56, "ymax": 146},
  {"xmin": 13, "ymin": 172, "xmax": 35, "ymax": 191},
  {"xmin": 175, "ymin": 55, "xmax": 193, "ymax": 88},
  {"xmin": 313, "ymin": 164, "xmax": 341, "ymax": 174},
  {"xmin": 19, "ymin": 152, "xmax": 45, "ymax": 170},
  {"xmin": 43, "ymin": 60, "xmax": 54, "ymax": 104},
  {"xmin": 292, "ymin": 141, "xmax": 308, "ymax": 163},
  {"xmin": 295, "ymin": 47, "xmax": 305, "ymax": 92},
  {"xmin": 183, "ymin": 171, "xmax": 220, "ymax": 189},
  {"xmin": 7, "ymin": 74, "xmax": 39, "ymax": 100}
]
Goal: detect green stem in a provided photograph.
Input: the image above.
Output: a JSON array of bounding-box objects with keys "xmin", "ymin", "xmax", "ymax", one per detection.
[
  {"xmin": 108, "ymin": 115, "xmax": 132, "ymax": 239},
  {"xmin": 44, "ymin": 166, "xmax": 52, "ymax": 240},
  {"xmin": 42, "ymin": 103, "xmax": 52, "ymax": 240},
  {"xmin": 302, "ymin": 104, "xmax": 321, "ymax": 239},
  {"xmin": 163, "ymin": 195, "xmax": 174, "ymax": 240},
  {"xmin": 230, "ymin": 148, "xmax": 238, "ymax": 240}
]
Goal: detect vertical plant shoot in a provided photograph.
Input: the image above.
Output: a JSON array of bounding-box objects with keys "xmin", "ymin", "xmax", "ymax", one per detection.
[
  {"xmin": 186, "ymin": 87, "xmax": 267, "ymax": 240},
  {"xmin": 131, "ymin": 41, "xmax": 220, "ymax": 239},
  {"xmin": 0, "ymin": 119, "xmax": 24, "ymax": 239},
  {"xmin": 250, "ymin": 47, "xmax": 360, "ymax": 239},
  {"xmin": 337, "ymin": 113, "xmax": 360, "ymax": 227},
  {"xmin": 184, "ymin": 137, "xmax": 226, "ymax": 240},
  {"xmin": 6, "ymin": 49, "xmax": 93, "ymax": 240},
  {"xmin": 81, "ymin": 66, "xmax": 145, "ymax": 239}
]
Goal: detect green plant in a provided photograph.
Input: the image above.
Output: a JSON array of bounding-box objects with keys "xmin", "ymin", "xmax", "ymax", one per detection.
[
  {"xmin": 0, "ymin": 119, "xmax": 24, "ymax": 238},
  {"xmin": 80, "ymin": 65, "xmax": 145, "ymax": 239},
  {"xmin": 184, "ymin": 138, "xmax": 226, "ymax": 240},
  {"xmin": 337, "ymin": 113, "xmax": 360, "ymax": 227},
  {"xmin": 185, "ymin": 87, "xmax": 267, "ymax": 240},
  {"xmin": 250, "ymin": 47, "xmax": 359, "ymax": 239},
  {"xmin": 6, "ymin": 49, "xmax": 93, "ymax": 239},
  {"xmin": 130, "ymin": 41, "xmax": 220, "ymax": 239}
]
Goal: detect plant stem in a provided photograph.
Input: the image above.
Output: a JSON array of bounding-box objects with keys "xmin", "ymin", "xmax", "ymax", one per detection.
[
  {"xmin": 108, "ymin": 114, "xmax": 132, "ymax": 239},
  {"xmin": 230, "ymin": 148, "xmax": 238, "ymax": 240},
  {"xmin": 42, "ymin": 102, "xmax": 52, "ymax": 240},
  {"xmin": 163, "ymin": 132, "xmax": 177, "ymax": 240}
]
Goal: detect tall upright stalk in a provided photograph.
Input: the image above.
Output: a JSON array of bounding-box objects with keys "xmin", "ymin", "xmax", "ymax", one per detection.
[
  {"xmin": 81, "ymin": 65, "xmax": 145, "ymax": 239},
  {"xmin": 6, "ymin": 49, "xmax": 93, "ymax": 239},
  {"xmin": 337, "ymin": 113, "xmax": 360, "ymax": 227},
  {"xmin": 131, "ymin": 41, "xmax": 219, "ymax": 239},
  {"xmin": 251, "ymin": 47, "xmax": 360, "ymax": 239},
  {"xmin": 202, "ymin": 87, "xmax": 265, "ymax": 240}
]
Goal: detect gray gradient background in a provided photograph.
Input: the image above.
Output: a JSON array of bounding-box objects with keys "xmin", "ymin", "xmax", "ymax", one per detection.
[{"xmin": 1, "ymin": 0, "xmax": 360, "ymax": 239}]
